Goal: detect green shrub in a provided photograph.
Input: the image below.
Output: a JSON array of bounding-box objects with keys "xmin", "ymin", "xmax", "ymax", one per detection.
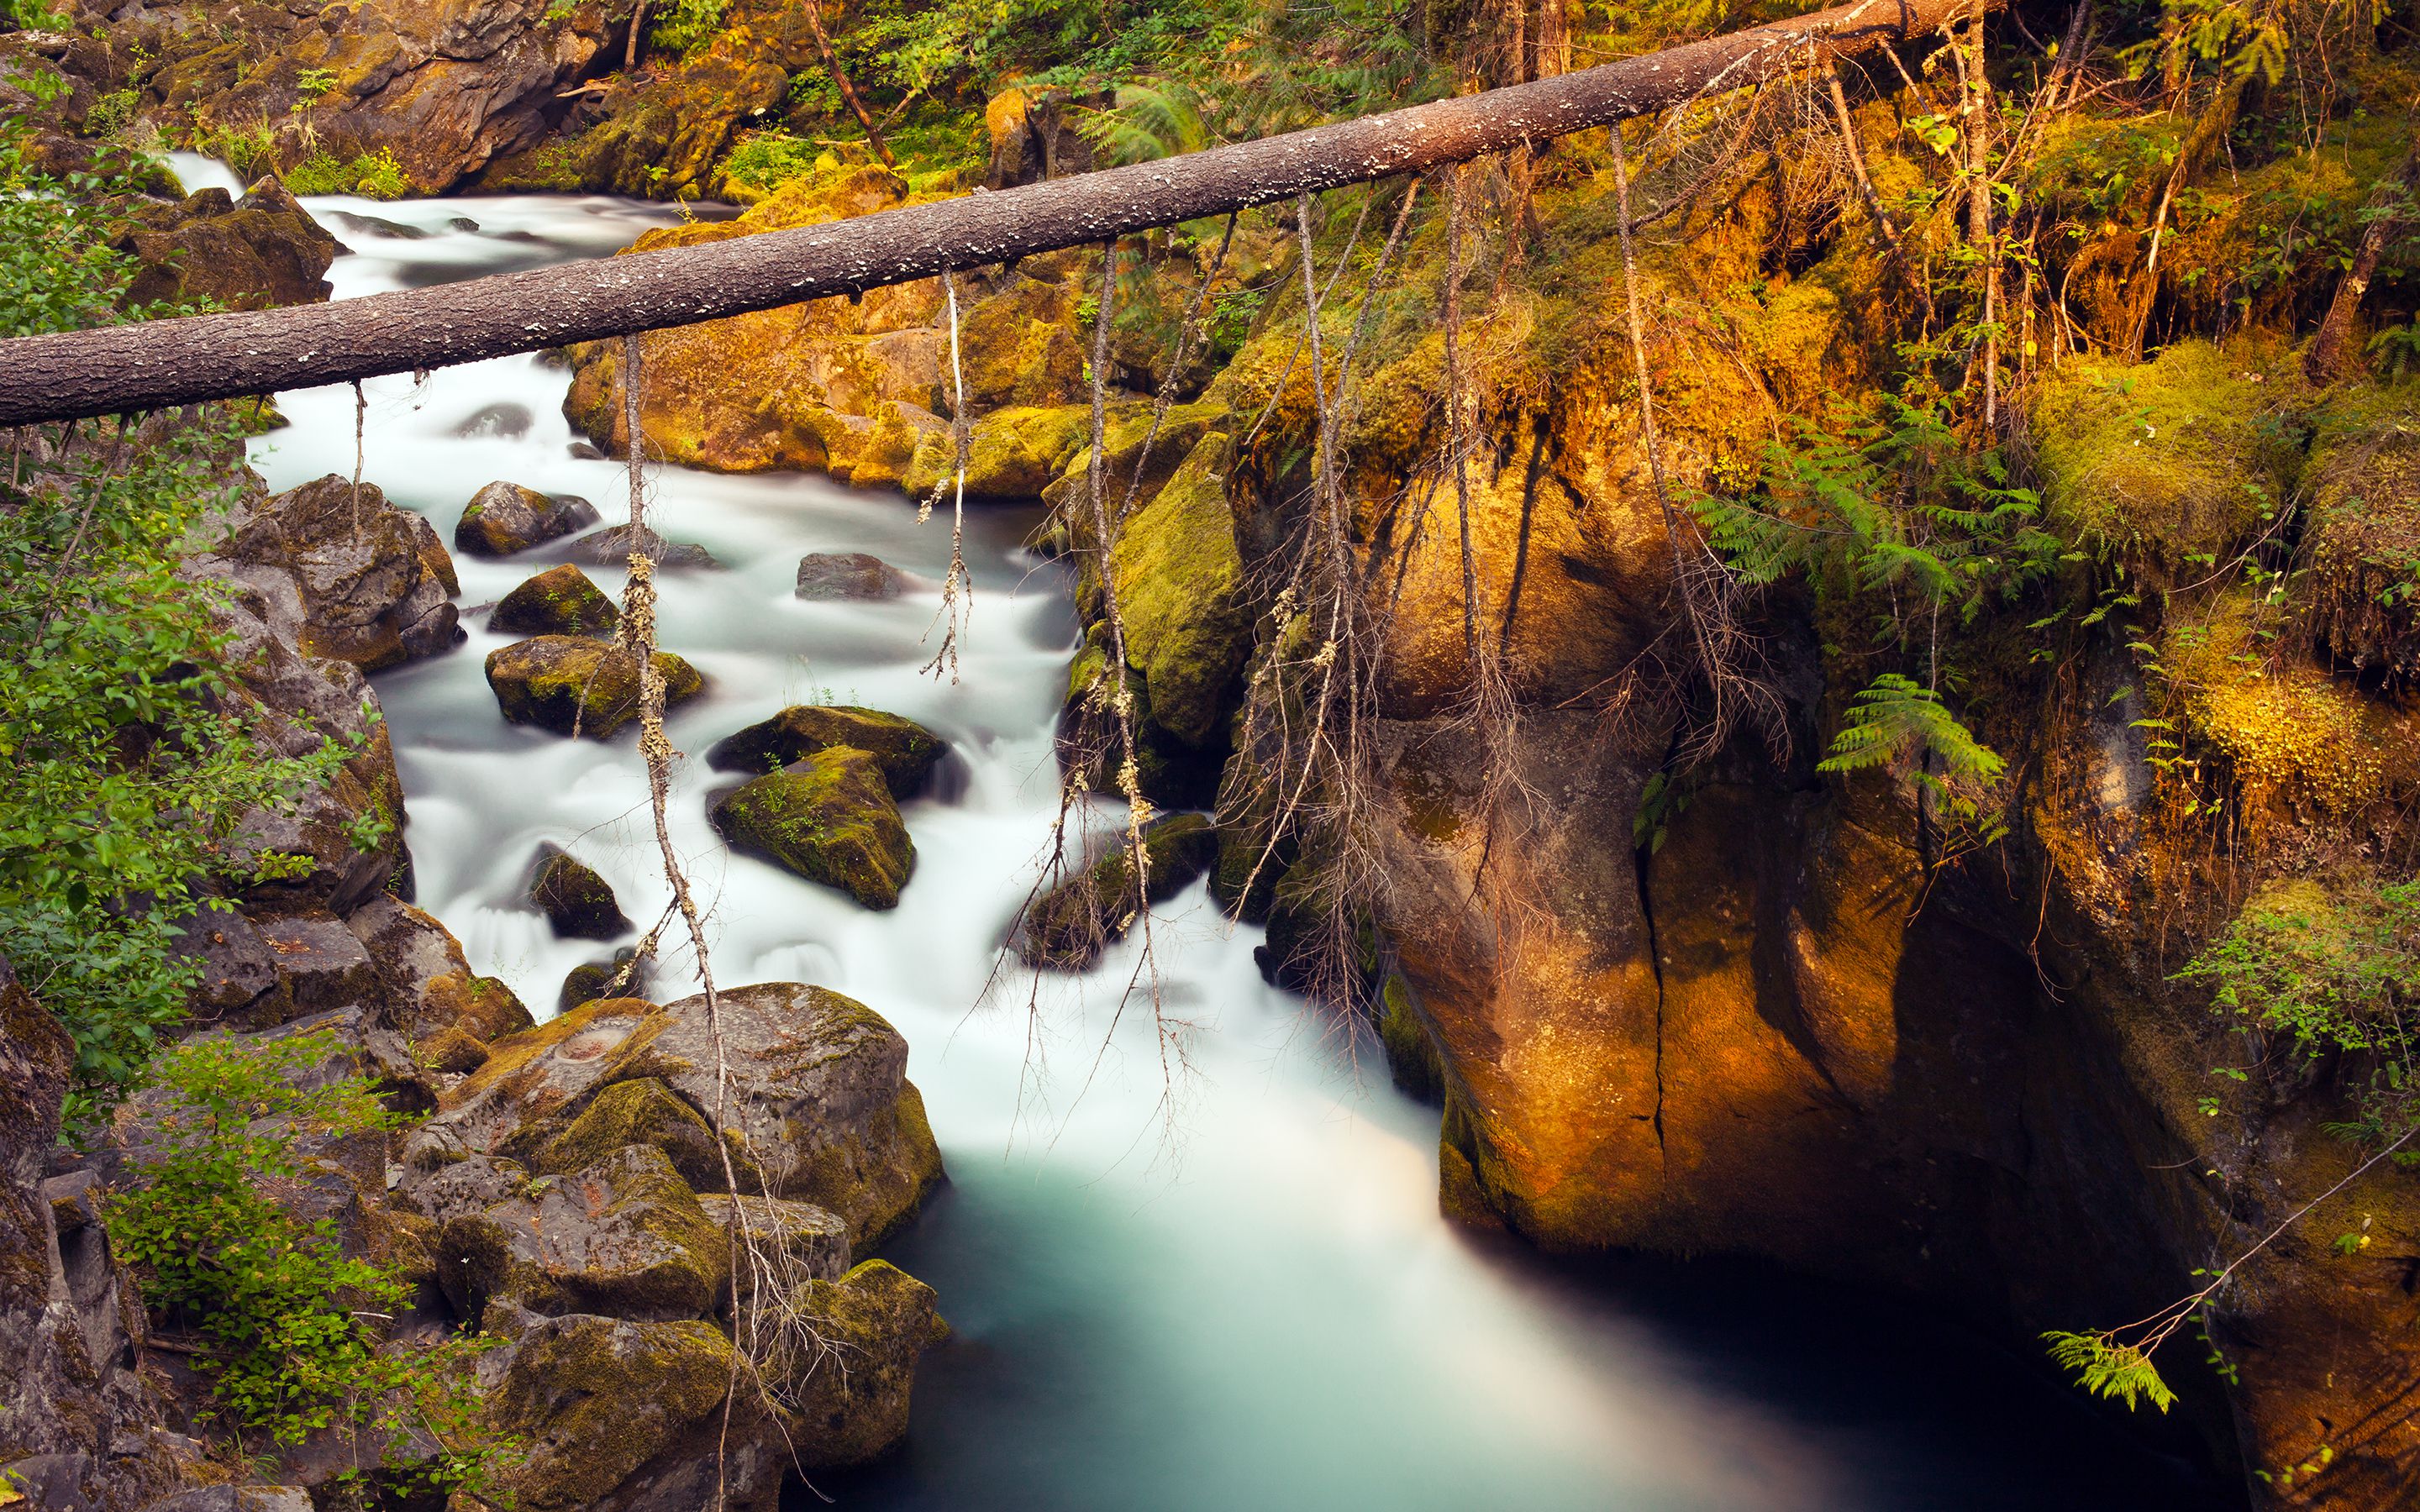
[
  {"xmin": 283, "ymin": 147, "xmax": 407, "ymax": 199},
  {"xmin": 0, "ymin": 130, "xmax": 355, "ymax": 1111},
  {"xmin": 105, "ymin": 1032, "xmax": 507, "ymax": 1490}
]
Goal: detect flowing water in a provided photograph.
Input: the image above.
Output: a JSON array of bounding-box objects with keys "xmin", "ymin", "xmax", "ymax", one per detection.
[{"xmin": 183, "ymin": 155, "xmax": 2232, "ymax": 1511}]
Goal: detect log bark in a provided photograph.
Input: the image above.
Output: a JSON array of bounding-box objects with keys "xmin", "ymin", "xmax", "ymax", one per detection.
[{"xmin": 0, "ymin": 0, "xmax": 1990, "ymax": 427}]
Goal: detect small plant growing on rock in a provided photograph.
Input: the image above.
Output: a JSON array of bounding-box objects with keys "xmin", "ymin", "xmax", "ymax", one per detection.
[{"xmin": 105, "ymin": 1032, "xmax": 509, "ymax": 1496}]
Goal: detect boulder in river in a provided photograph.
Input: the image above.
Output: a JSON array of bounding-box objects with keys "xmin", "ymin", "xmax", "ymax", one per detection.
[
  {"xmin": 429, "ymin": 1145, "xmax": 728, "ymax": 1323},
  {"xmin": 485, "ymin": 635, "xmax": 704, "ymax": 738},
  {"xmin": 492, "ymin": 563, "xmax": 620, "ymax": 637},
  {"xmin": 455, "ymin": 481, "xmax": 601, "ymax": 557},
  {"xmin": 1015, "ymin": 813, "xmax": 1218, "ymax": 970},
  {"xmin": 404, "ymin": 984, "xmax": 943, "ymax": 1252},
  {"xmin": 115, "ymin": 178, "xmax": 339, "ymax": 311},
  {"xmin": 796, "ymin": 550, "xmax": 905, "ymax": 601},
  {"xmin": 528, "ymin": 843, "xmax": 632, "ymax": 940},
  {"xmin": 560, "ymin": 523, "xmax": 720, "ymax": 570},
  {"xmin": 783, "ymin": 1260, "xmax": 950, "ymax": 1467},
  {"xmin": 705, "ymin": 705, "xmax": 948, "ymax": 798},
  {"xmin": 478, "ymin": 1310, "xmax": 786, "ymax": 1512},
  {"xmin": 215, "ymin": 474, "xmax": 461, "ymax": 671},
  {"xmin": 560, "ymin": 948, "xmax": 650, "ymax": 1013},
  {"xmin": 708, "ymin": 748, "xmax": 918, "ymax": 908}
]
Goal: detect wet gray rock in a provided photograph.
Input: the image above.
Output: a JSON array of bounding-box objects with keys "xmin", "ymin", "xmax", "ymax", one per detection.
[
  {"xmin": 403, "ymin": 983, "xmax": 943, "ymax": 1252},
  {"xmin": 455, "ymin": 480, "xmax": 599, "ymax": 557},
  {"xmin": 528, "ymin": 843, "xmax": 631, "ymax": 941},
  {"xmin": 559, "ymin": 523, "xmax": 719, "ymax": 570},
  {"xmin": 795, "ymin": 550, "xmax": 904, "ymax": 601},
  {"xmin": 433, "ymin": 1145, "xmax": 727, "ymax": 1323}
]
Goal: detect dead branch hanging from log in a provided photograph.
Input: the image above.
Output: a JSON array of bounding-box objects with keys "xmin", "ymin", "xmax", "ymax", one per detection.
[{"xmin": 0, "ymin": 0, "xmax": 1996, "ymax": 428}]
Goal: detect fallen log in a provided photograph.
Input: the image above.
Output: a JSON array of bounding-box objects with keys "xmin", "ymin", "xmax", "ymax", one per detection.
[{"xmin": 0, "ymin": 0, "xmax": 1987, "ymax": 426}]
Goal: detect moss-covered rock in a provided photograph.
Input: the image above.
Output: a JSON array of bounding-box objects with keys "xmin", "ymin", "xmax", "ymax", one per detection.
[
  {"xmin": 2032, "ymin": 341, "xmax": 2307, "ymax": 575},
  {"xmin": 485, "ymin": 635, "xmax": 705, "ymax": 738},
  {"xmin": 1015, "ymin": 813, "xmax": 1217, "ymax": 970},
  {"xmin": 435, "ymin": 1144, "xmax": 729, "ymax": 1322},
  {"xmin": 416, "ymin": 1023, "xmax": 491, "ymax": 1074},
  {"xmin": 484, "ymin": 1311, "xmax": 785, "ymax": 1512},
  {"xmin": 560, "ymin": 948, "xmax": 650, "ymax": 1013},
  {"xmin": 1056, "ymin": 637, "xmax": 1226, "ymax": 808},
  {"xmin": 528, "ymin": 843, "xmax": 632, "ymax": 940},
  {"xmin": 783, "ymin": 1260, "xmax": 950, "ymax": 1468},
  {"xmin": 902, "ymin": 403, "xmax": 1096, "ymax": 501},
  {"xmin": 455, "ymin": 481, "xmax": 601, "ymax": 558},
  {"xmin": 216, "ymin": 474, "xmax": 461, "ymax": 671},
  {"xmin": 708, "ymin": 748, "xmax": 917, "ymax": 908},
  {"xmin": 703, "ymin": 1193, "xmax": 852, "ymax": 1315},
  {"xmin": 704, "ymin": 706, "xmax": 948, "ymax": 797},
  {"xmin": 407, "ymin": 984, "xmax": 944, "ymax": 1255},
  {"xmin": 536, "ymin": 1076, "xmax": 727, "ymax": 1194},
  {"xmin": 1102, "ymin": 430, "xmax": 1249, "ymax": 747},
  {"xmin": 492, "ymin": 563, "xmax": 620, "ymax": 637},
  {"xmin": 345, "ymin": 895, "xmax": 534, "ymax": 1042}
]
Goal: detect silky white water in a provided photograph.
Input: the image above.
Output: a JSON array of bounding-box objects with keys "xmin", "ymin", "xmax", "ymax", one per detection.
[{"xmin": 191, "ymin": 157, "xmax": 2218, "ymax": 1511}]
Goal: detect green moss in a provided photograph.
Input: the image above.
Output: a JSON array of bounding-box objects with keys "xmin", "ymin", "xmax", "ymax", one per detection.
[
  {"xmin": 484, "ymin": 635, "xmax": 705, "ymax": 738},
  {"xmin": 902, "ymin": 404, "xmax": 1095, "ymax": 500},
  {"xmin": 1016, "ymin": 813, "xmax": 1217, "ymax": 969},
  {"xmin": 2031, "ymin": 341, "xmax": 2307, "ymax": 575},
  {"xmin": 2300, "ymin": 390, "xmax": 2420, "ymax": 678},
  {"xmin": 1108, "ymin": 430, "xmax": 1249, "ymax": 748},
  {"xmin": 536, "ymin": 1076, "xmax": 729, "ymax": 1191},
  {"xmin": 704, "ymin": 705, "xmax": 947, "ymax": 795},
  {"xmin": 1378, "ymin": 970, "xmax": 1445, "ymax": 1105},
  {"xmin": 491, "ymin": 1314, "xmax": 736, "ymax": 1511},
  {"xmin": 708, "ymin": 747, "xmax": 917, "ymax": 908}
]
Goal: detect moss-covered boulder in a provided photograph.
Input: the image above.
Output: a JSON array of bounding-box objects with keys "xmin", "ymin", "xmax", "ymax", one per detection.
[
  {"xmin": 485, "ymin": 635, "xmax": 704, "ymax": 738},
  {"xmin": 705, "ymin": 706, "xmax": 948, "ymax": 797},
  {"xmin": 404, "ymin": 984, "xmax": 944, "ymax": 1254},
  {"xmin": 116, "ymin": 177, "xmax": 339, "ymax": 311},
  {"xmin": 702, "ymin": 1193, "xmax": 851, "ymax": 1295},
  {"xmin": 902, "ymin": 404, "xmax": 1096, "ymax": 501},
  {"xmin": 528, "ymin": 843, "xmax": 631, "ymax": 940},
  {"xmin": 536, "ymin": 1077, "xmax": 726, "ymax": 1193},
  {"xmin": 455, "ymin": 481, "xmax": 601, "ymax": 558},
  {"xmin": 1016, "ymin": 813, "xmax": 1218, "ymax": 970},
  {"xmin": 1057, "ymin": 638, "xmax": 1226, "ymax": 807},
  {"xmin": 560, "ymin": 523, "xmax": 722, "ymax": 570},
  {"xmin": 483, "ymin": 1312, "xmax": 786, "ymax": 1512},
  {"xmin": 216, "ymin": 474, "xmax": 461, "ymax": 670},
  {"xmin": 2032, "ymin": 341, "xmax": 2307, "ymax": 575},
  {"xmin": 708, "ymin": 749, "xmax": 918, "ymax": 909},
  {"xmin": 417, "ymin": 1024, "xmax": 491, "ymax": 1074},
  {"xmin": 344, "ymin": 895, "xmax": 533, "ymax": 1042},
  {"xmin": 1101, "ymin": 430, "xmax": 1249, "ymax": 747},
  {"xmin": 783, "ymin": 1260, "xmax": 950, "ymax": 1468},
  {"xmin": 492, "ymin": 563, "xmax": 620, "ymax": 637},
  {"xmin": 433, "ymin": 1145, "xmax": 729, "ymax": 1323},
  {"xmin": 796, "ymin": 550, "xmax": 905, "ymax": 601},
  {"xmin": 560, "ymin": 947, "xmax": 650, "ymax": 1012}
]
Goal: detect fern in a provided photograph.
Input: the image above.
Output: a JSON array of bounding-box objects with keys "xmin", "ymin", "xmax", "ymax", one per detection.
[
  {"xmin": 1818, "ymin": 674, "xmax": 2007, "ymax": 785},
  {"xmin": 2044, "ymin": 1331, "xmax": 2180, "ymax": 1414}
]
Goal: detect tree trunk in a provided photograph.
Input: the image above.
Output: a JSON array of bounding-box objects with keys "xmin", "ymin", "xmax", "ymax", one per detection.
[
  {"xmin": 2305, "ymin": 144, "xmax": 2420, "ymax": 385},
  {"xmin": 0, "ymin": 0, "xmax": 1991, "ymax": 428},
  {"xmin": 797, "ymin": 0, "xmax": 894, "ymax": 167}
]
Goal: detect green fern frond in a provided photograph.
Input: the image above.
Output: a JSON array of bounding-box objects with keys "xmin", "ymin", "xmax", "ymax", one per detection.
[
  {"xmin": 1818, "ymin": 674, "xmax": 2007, "ymax": 784},
  {"xmin": 2044, "ymin": 1331, "xmax": 2178, "ymax": 1414}
]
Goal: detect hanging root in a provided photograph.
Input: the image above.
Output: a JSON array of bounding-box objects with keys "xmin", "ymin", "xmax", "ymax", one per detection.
[
  {"xmin": 614, "ymin": 331, "xmax": 835, "ymax": 1503},
  {"xmin": 920, "ymin": 269, "xmax": 974, "ymax": 683}
]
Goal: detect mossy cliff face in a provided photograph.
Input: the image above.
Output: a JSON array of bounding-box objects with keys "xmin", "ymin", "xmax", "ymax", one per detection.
[{"xmin": 1055, "ymin": 85, "xmax": 2420, "ymax": 1504}]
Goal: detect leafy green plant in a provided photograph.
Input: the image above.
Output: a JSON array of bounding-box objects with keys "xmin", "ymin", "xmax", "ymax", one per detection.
[
  {"xmin": 104, "ymin": 1032, "xmax": 507, "ymax": 1492},
  {"xmin": 2176, "ymin": 875, "xmax": 2420, "ymax": 1142},
  {"xmin": 649, "ymin": 0, "xmax": 727, "ymax": 56},
  {"xmin": 283, "ymin": 147, "xmax": 407, "ymax": 198},
  {"xmin": 291, "ymin": 67, "xmax": 338, "ymax": 111},
  {"xmin": 0, "ymin": 130, "xmax": 357, "ymax": 1110}
]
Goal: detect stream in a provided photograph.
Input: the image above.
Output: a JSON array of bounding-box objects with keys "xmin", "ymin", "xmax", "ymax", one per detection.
[{"xmin": 180, "ymin": 155, "xmax": 2229, "ymax": 1512}]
